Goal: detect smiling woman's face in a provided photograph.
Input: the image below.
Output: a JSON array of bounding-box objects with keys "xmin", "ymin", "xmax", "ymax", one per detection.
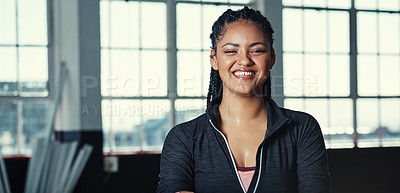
[{"xmin": 210, "ymin": 20, "xmax": 275, "ymax": 97}]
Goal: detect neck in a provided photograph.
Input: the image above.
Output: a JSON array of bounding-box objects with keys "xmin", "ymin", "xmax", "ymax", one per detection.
[{"xmin": 219, "ymin": 90, "xmax": 266, "ymax": 123}]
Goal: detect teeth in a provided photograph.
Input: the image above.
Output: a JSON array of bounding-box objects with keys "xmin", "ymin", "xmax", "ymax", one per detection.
[{"xmin": 234, "ymin": 71, "xmax": 255, "ymax": 76}]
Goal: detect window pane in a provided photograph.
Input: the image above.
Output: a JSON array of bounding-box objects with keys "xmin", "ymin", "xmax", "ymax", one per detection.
[
  {"xmin": 329, "ymin": 54, "xmax": 349, "ymax": 96},
  {"xmin": 378, "ymin": 0, "xmax": 400, "ymax": 11},
  {"xmin": 229, "ymin": 0, "xmax": 251, "ymax": 3},
  {"xmin": 304, "ymin": 54, "xmax": 328, "ymax": 96},
  {"xmin": 283, "ymin": 53, "xmax": 303, "ymax": 96},
  {"xmin": 141, "ymin": 50, "xmax": 167, "ymax": 96},
  {"xmin": 327, "ymin": 99, "xmax": 354, "ymax": 148},
  {"xmin": 282, "ymin": 0, "xmax": 302, "ymax": 6},
  {"xmin": 177, "ymin": 3, "xmax": 201, "ymax": 49},
  {"xmin": 175, "ymin": 99, "xmax": 206, "ymax": 125},
  {"xmin": 203, "ymin": 0, "xmax": 228, "ymax": 3},
  {"xmin": 177, "ymin": 51, "xmax": 202, "ymax": 96},
  {"xmin": 102, "ymin": 49, "xmax": 140, "ymax": 96},
  {"xmin": 22, "ymin": 101, "xmax": 50, "ymax": 153},
  {"xmin": 102, "ymin": 100, "xmax": 142, "ymax": 152},
  {"xmin": 355, "ymin": 0, "xmax": 377, "ymax": 9},
  {"xmin": 141, "ymin": 2, "xmax": 166, "ymax": 49},
  {"xmin": 284, "ymin": 98, "xmax": 304, "ymax": 112},
  {"xmin": 101, "ymin": 49, "xmax": 111, "ymax": 96},
  {"xmin": 379, "ymin": 56, "xmax": 400, "ymax": 96},
  {"xmin": 0, "ymin": 47, "xmax": 18, "ymax": 95},
  {"xmin": 357, "ymin": 12, "xmax": 377, "ymax": 53},
  {"xmin": 358, "ymin": 55, "xmax": 378, "ymax": 96},
  {"xmin": 303, "ymin": 0, "xmax": 326, "ymax": 7},
  {"xmin": 357, "ymin": 99, "xmax": 380, "ymax": 147},
  {"xmin": 283, "ymin": 9, "xmax": 303, "ymax": 52},
  {"xmin": 19, "ymin": 47, "xmax": 48, "ymax": 96},
  {"xmin": 328, "ymin": 0, "xmax": 351, "ymax": 9},
  {"xmin": 0, "ymin": 102, "xmax": 18, "ymax": 154},
  {"xmin": 18, "ymin": 0, "xmax": 47, "ymax": 45},
  {"xmin": 380, "ymin": 99, "xmax": 400, "ymax": 147},
  {"xmin": 141, "ymin": 100, "xmax": 170, "ymax": 151},
  {"xmin": 108, "ymin": 1, "xmax": 139, "ymax": 48},
  {"xmin": 100, "ymin": 1, "xmax": 110, "ymax": 47},
  {"xmin": 328, "ymin": 11, "xmax": 349, "ymax": 53},
  {"xmin": 379, "ymin": 13, "xmax": 399, "ymax": 54},
  {"xmin": 304, "ymin": 10, "xmax": 327, "ymax": 53},
  {"xmin": 0, "ymin": 0, "xmax": 16, "ymax": 44}
]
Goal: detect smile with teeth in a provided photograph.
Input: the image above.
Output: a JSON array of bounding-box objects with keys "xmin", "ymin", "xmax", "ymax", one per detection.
[{"xmin": 233, "ymin": 71, "xmax": 256, "ymax": 77}]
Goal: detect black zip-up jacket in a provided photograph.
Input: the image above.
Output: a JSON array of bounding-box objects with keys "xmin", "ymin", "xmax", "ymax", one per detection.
[{"xmin": 157, "ymin": 96, "xmax": 331, "ymax": 193}]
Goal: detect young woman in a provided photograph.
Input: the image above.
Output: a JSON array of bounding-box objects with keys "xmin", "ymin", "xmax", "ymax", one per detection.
[{"xmin": 157, "ymin": 6, "xmax": 331, "ymax": 193}]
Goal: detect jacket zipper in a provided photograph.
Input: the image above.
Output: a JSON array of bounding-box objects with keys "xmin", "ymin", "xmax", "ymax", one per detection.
[
  {"xmin": 253, "ymin": 145, "xmax": 263, "ymax": 193},
  {"xmin": 209, "ymin": 119, "xmax": 262, "ymax": 193}
]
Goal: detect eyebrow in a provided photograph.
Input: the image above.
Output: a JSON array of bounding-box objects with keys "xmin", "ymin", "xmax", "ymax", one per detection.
[
  {"xmin": 221, "ymin": 43, "xmax": 239, "ymax": 48},
  {"xmin": 221, "ymin": 42, "xmax": 267, "ymax": 48},
  {"xmin": 249, "ymin": 42, "xmax": 267, "ymax": 48}
]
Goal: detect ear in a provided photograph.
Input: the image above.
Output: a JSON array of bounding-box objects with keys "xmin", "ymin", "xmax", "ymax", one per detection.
[
  {"xmin": 269, "ymin": 48, "xmax": 276, "ymax": 69},
  {"xmin": 210, "ymin": 49, "xmax": 219, "ymax": 70}
]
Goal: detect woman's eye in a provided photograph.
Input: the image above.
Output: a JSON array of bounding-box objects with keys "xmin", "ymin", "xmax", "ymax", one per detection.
[
  {"xmin": 251, "ymin": 49, "xmax": 266, "ymax": 54},
  {"xmin": 224, "ymin": 50, "xmax": 237, "ymax": 54}
]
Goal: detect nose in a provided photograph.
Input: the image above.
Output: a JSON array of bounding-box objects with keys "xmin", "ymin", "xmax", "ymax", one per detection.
[{"xmin": 237, "ymin": 51, "xmax": 253, "ymax": 66}]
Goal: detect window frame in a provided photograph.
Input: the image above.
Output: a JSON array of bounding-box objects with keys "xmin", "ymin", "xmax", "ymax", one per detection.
[
  {"xmin": 282, "ymin": 0, "xmax": 400, "ymax": 148},
  {"xmin": 0, "ymin": 0, "xmax": 53, "ymax": 155}
]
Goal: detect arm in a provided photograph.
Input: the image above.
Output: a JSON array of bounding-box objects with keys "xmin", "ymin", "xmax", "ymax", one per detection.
[
  {"xmin": 157, "ymin": 126, "xmax": 195, "ymax": 193},
  {"xmin": 296, "ymin": 116, "xmax": 331, "ymax": 193}
]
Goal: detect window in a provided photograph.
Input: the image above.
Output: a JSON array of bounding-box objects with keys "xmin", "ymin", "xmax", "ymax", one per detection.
[
  {"xmin": 282, "ymin": 0, "xmax": 400, "ymax": 148},
  {"xmin": 356, "ymin": 0, "xmax": 400, "ymax": 147},
  {"xmin": 100, "ymin": 0, "xmax": 251, "ymax": 153},
  {"xmin": 100, "ymin": 1, "xmax": 169, "ymax": 152},
  {"xmin": 0, "ymin": 0, "xmax": 50, "ymax": 155}
]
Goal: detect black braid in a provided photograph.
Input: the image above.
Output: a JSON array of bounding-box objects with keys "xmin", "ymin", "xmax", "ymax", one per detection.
[
  {"xmin": 206, "ymin": 68, "xmax": 223, "ymax": 113},
  {"xmin": 264, "ymin": 74, "xmax": 271, "ymax": 98},
  {"xmin": 206, "ymin": 6, "xmax": 275, "ymax": 113}
]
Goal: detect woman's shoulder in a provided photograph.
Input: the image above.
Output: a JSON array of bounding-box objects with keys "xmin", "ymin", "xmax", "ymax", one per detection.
[
  {"xmin": 167, "ymin": 113, "xmax": 209, "ymax": 138},
  {"xmin": 279, "ymin": 107, "xmax": 320, "ymax": 127},
  {"xmin": 278, "ymin": 107, "xmax": 325, "ymax": 146}
]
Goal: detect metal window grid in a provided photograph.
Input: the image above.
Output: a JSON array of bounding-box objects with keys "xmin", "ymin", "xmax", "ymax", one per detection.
[
  {"xmin": 0, "ymin": 0, "xmax": 51, "ymax": 155},
  {"xmin": 282, "ymin": 0, "xmax": 400, "ymax": 148}
]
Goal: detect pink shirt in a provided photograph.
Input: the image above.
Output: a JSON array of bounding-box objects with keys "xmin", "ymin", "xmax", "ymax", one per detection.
[{"xmin": 237, "ymin": 166, "xmax": 256, "ymax": 192}]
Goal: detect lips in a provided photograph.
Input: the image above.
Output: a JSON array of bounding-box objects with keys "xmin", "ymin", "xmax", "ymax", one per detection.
[{"xmin": 232, "ymin": 69, "xmax": 257, "ymax": 80}]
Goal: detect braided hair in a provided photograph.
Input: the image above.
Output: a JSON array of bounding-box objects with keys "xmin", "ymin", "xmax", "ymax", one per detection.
[{"xmin": 206, "ymin": 6, "xmax": 275, "ymax": 113}]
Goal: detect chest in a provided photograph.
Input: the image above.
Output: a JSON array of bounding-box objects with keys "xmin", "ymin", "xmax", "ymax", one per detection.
[
  {"xmin": 193, "ymin": 129, "xmax": 298, "ymax": 193},
  {"xmin": 221, "ymin": 122, "xmax": 267, "ymax": 167}
]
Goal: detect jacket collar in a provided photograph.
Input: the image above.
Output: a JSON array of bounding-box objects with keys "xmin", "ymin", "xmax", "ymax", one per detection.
[
  {"xmin": 264, "ymin": 96, "xmax": 292, "ymax": 139},
  {"xmin": 207, "ymin": 95, "xmax": 291, "ymax": 139}
]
